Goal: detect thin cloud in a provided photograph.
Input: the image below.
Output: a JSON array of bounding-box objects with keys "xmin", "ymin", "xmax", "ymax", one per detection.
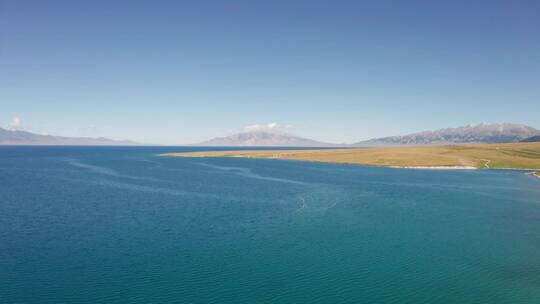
[
  {"xmin": 8, "ymin": 117, "xmax": 22, "ymax": 131},
  {"xmin": 243, "ymin": 122, "xmax": 291, "ymax": 133}
]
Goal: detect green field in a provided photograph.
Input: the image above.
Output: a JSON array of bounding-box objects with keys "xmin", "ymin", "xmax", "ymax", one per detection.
[{"xmin": 163, "ymin": 142, "xmax": 540, "ymax": 170}]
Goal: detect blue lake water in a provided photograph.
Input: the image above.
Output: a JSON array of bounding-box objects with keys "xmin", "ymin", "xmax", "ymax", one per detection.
[{"xmin": 1, "ymin": 146, "xmax": 540, "ymax": 303}]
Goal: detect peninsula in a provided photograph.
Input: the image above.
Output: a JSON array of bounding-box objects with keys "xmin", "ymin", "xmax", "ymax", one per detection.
[{"xmin": 162, "ymin": 142, "xmax": 540, "ymax": 170}]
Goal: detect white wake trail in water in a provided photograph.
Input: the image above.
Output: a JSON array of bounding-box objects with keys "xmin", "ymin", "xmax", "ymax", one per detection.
[
  {"xmin": 294, "ymin": 186, "xmax": 344, "ymax": 213},
  {"xmin": 194, "ymin": 162, "xmax": 309, "ymax": 186},
  {"xmin": 64, "ymin": 158, "xmax": 163, "ymax": 183},
  {"xmin": 57, "ymin": 159, "xmax": 264, "ymax": 201},
  {"xmin": 194, "ymin": 162, "xmax": 354, "ymax": 213},
  {"xmin": 63, "ymin": 158, "xmax": 352, "ymax": 213},
  {"xmin": 49, "ymin": 174, "xmax": 239, "ymax": 200}
]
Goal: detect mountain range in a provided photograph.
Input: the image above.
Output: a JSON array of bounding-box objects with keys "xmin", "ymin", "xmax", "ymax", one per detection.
[
  {"xmin": 355, "ymin": 123, "xmax": 540, "ymax": 147},
  {"xmin": 196, "ymin": 131, "xmax": 338, "ymax": 147},
  {"xmin": 195, "ymin": 123, "xmax": 540, "ymax": 147},
  {"xmin": 521, "ymin": 135, "xmax": 540, "ymax": 142},
  {"xmin": 1, "ymin": 122, "xmax": 538, "ymax": 146},
  {"xmin": 0, "ymin": 128, "xmax": 138, "ymax": 145}
]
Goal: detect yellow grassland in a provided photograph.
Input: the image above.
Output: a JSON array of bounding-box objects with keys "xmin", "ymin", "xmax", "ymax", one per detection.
[{"xmin": 162, "ymin": 142, "xmax": 540, "ymax": 170}]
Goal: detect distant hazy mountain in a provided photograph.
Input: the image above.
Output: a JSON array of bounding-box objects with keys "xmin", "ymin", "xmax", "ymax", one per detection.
[
  {"xmin": 521, "ymin": 135, "xmax": 540, "ymax": 142},
  {"xmin": 355, "ymin": 123, "xmax": 540, "ymax": 146},
  {"xmin": 0, "ymin": 128, "xmax": 138, "ymax": 145},
  {"xmin": 196, "ymin": 131, "xmax": 338, "ymax": 147}
]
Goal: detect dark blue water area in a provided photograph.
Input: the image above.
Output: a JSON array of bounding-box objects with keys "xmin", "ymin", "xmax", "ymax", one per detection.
[{"xmin": 1, "ymin": 146, "xmax": 540, "ymax": 303}]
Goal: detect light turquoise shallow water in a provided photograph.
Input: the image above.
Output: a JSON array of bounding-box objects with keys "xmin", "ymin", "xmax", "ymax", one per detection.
[{"xmin": 1, "ymin": 146, "xmax": 540, "ymax": 303}]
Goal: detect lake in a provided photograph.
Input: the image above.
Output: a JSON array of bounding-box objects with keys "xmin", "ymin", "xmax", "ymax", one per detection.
[{"xmin": 1, "ymin": 146, "xmax": 540, "ymax": 303}]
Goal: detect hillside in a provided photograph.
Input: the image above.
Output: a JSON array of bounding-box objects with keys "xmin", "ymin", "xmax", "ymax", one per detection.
[
  {"xmin": 0, "ymin": 128, "xmax": 138, "ymax": 145},
  {"xmin": 195, "ymin": 131, "xmax": 338, "ymax": 147},
  {"xmin": 356, "ymin": 123, "xmax": 540, "ymax": 146},
  {"xmin": 521, "ymin": 136, "xmax": 540, "ymax": 142}
]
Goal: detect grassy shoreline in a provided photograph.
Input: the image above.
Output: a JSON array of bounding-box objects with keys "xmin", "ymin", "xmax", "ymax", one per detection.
[{"xmin": 161, "ymin": 142, "xmax": 540, "ymax": 171}]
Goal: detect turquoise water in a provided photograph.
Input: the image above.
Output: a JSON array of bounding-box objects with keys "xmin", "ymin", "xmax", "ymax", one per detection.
[{"xmin": 1, "ymin": 146, "xmax": 540, "ymax": 303}]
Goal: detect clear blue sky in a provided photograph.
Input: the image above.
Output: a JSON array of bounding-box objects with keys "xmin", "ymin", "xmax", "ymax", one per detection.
[{"xmin": 1, "ymin": 0, "xmax": 539, "ymax": 144}]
